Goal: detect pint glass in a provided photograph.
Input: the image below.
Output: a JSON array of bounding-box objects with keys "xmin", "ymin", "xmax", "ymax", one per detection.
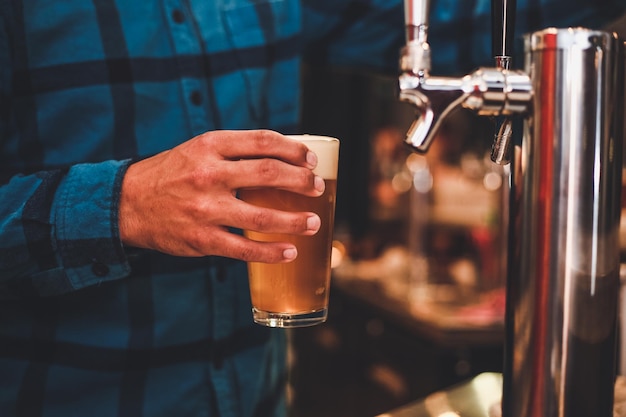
[{"xmin": 239, "ymin": 135, "xmax": 340, "ymax": 327}]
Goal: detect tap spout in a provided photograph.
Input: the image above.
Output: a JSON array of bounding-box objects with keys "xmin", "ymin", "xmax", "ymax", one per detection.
[
  {"xmin": 399, "ymin": 67, "xmax": 532, "ymax": 153},
  {"xmin": 399, "ymin": 0, "xmax": 530, "ymax": 153},
  {"xmin": 398, "ymin": 73, "xmax": 464, "ymax": 152}
]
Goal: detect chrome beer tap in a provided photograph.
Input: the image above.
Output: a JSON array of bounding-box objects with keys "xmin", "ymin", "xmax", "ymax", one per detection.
[
  {"xmin": 490, "ymin": 0, "xmax": 516, "ymax": 164},
  {"xmin": 400, "ymin": 0, "xmax": 624, "ymax": 416},
  {"xmin": 399, "ymin": 0, "xmax": 531, "ymax": 153}
]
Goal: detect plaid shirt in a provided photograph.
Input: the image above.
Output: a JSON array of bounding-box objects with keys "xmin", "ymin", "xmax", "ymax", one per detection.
[{"xmin": 0, "ymin": 1, "xmax": 622, "ymax": 417}]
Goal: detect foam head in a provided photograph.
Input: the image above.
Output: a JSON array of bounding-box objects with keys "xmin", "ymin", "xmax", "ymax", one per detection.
[{"xmin": 287, "ymin": 135, "xmax": 339, "ymax": 179}]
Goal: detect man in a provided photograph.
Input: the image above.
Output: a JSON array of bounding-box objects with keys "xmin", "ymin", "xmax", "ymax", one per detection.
[{"xmin": 0, "ymin": 1, "xmax": 623, "ymax": 417}]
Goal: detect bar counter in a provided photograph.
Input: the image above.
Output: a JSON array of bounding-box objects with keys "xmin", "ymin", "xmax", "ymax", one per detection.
[
  {"xmin": 332, "ymin": 246, "xmax": 504, "ymax": 348},
  {"xmin": 290, "ymin": 246, "xmax": 506, "ymax": 417},
  {"xmin": 377, "ymin": 373, "xmax": 626, "ymax": 417}
]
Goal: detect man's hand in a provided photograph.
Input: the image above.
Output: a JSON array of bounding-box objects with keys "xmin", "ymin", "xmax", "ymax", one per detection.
[{"xmin": 119, "ymin": 130, "xmax": 325, "ymax": 263}]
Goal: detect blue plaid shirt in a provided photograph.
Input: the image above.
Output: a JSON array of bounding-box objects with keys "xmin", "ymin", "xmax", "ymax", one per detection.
[{"xmin": 0, "ymin": 1, "xmax": 622, "ymax": 417}]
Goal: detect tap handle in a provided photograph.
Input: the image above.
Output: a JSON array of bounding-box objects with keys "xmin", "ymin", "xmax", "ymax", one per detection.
[
  {"xmin": 405, "ymin": 0, "xmax": 429, "ymax": 43},
  {"xmin": 490, "ymin": 0, "xmax": 517, "ymax": 165},
  {"xmin": 404, "ymin": 0, "xmax": 428, "ymax": 28},
  {"xmin": 492, "ymin": 0, "xmax": 516, "ymax": 60}
]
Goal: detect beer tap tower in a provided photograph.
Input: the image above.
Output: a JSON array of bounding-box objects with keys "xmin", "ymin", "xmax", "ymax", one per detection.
[{"xmin": 399, "ymin": 0, "xmax": 625, "ymax": 416}]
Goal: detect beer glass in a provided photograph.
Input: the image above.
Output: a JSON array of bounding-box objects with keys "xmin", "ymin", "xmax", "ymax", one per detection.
[{"xmin": 239, "ymin": 135, "xmax": 340, "ymax": 327}]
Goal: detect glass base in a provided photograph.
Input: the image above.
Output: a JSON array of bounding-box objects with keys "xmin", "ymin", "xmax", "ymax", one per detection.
[{"xmin": 252, "ymin": 307, "xmax": 327, "ymax": 328}]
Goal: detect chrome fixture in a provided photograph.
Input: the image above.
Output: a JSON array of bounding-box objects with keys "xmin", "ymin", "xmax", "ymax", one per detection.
[{"xmin": 399, "ymin": 1, "xmax": 625, "ymax": 416}]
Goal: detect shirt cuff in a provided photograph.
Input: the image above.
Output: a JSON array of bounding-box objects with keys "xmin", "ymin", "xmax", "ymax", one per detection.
[{"xmin": 54, "ymin": 159, "xmax": 133, "ymax": 291}]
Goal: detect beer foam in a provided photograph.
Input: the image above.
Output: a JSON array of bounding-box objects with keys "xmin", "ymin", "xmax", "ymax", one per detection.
[{"xmin": 286, "ymin": 135, "xmax": 339, "ymax": 179}]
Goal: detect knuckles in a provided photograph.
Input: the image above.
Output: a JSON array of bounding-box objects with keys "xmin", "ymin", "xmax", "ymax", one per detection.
[
  {"xmin": 252, "ymin": 130, "xmax": 279, "ymax": 151},
  {"xmin": 255, "ymin": 158, "xmax": 282, "ymax": 182},
  {"xmin": 249, "ymin": 209, "xmax": 273, "ymax": 230},
  {"xmin": 236, "ymin": 246, "xmax": 258, "ymax": 262}
]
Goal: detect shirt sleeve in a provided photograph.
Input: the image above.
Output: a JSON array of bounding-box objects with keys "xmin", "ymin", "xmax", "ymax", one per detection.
[{"xmin": 0, "ymin": 160, "xmax": 134, "ymax": 299}]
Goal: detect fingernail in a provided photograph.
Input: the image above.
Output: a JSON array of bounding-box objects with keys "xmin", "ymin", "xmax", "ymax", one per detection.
[
  {"xmin": 314, "ymin": 176, "xmax": 325, "ymax": 193},
  {"xmin": 307, "ymin": 215, "xmax": 321, "ymax": 232},
  {"xmin": 283, "ymin": 247, "xmax": 297, "ymax": 260},
  {"xmin": 306, "ymin": 151, "xmax": 318, "ymax": 168}
]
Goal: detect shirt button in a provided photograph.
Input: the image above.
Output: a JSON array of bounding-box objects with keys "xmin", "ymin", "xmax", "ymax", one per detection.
[
  {"xmin": 172, "ymin": 9, "xmax": 185, "ymax": 23},
  {"xmin": 190, "ymin": 90, "xmax": 203, "ymax": 106},
  {"xmin": 91, "ymin": 262, "xmax": 110, "ymax": 277}
]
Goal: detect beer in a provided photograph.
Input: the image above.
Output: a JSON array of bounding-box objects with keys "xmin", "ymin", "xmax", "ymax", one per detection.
[{"xmin": 240, "ymin": 135, "xmax": 339, "ymax": 327}]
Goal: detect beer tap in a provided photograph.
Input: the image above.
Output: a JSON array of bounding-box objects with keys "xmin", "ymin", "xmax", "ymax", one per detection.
[
  {"xmin": 400, "ymin": 0, "xmax": 625, "ymax": 416},
  {"xmin": 490, "ymin": 0, "xmax": 516, "ymax": 164},
  {"xmin": 399, "ymin": 0, "xmax": 532, "ymax": 153}
]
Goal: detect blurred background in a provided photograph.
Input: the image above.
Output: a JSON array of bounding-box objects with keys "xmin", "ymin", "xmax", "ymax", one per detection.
[
  {"xmin": 285, "ymin": 12, "xmax": 626, "ymax": 417},
  {"xmin": 287, "ymin": 65, "xmax": 511, "ymax": 417}
]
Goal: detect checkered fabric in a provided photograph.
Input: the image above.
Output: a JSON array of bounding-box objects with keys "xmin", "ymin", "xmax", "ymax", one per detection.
[{"xmin": 0, "ymin": 0, "xmax": 622, "ymax": 416}]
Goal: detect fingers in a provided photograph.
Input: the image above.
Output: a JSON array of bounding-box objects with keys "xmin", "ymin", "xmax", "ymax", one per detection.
[
  {"xmin": 191, "ymin": 130, "xmax": 325, "ymax": 197},
  {"xmin": 202, "ymin": 130, "xmax": 317, "ymax": 169},
  {"xmin": 224, "ymin": 159, "xmax": 326, "ymax": 196},
  {"xmin": 119, "ymin": 129, "xmax": 327, "ymax": 262},
  {"xmin": 197, "ymin": 200, "xmax": 320, "ymax": 262},
  {"xmin": 211, "ymin": 232, "xmax": 300, "ymax": 263},
  {"xmin": 226, "ymin": 200, "xmax": 321, "ymax": 236},
  {"xmin": 173, "ymin": 196, "xmax": 320, "ymax": 261},
  {"xmin": 168, "ymin": 224, "xmax": 299, "ymax": 263}
]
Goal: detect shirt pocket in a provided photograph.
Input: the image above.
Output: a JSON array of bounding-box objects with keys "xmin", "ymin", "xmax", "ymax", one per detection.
[
  {"xmin": 222, "ymin": 0, "xmax": 297, "ymax": 48},
  {"xmin": 221, "ymin": 0, "xmax": 301, "ymax": 124}
]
